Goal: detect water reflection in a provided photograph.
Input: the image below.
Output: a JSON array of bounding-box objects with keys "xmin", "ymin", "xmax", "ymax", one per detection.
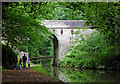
[
  {"xmin": 57, "ymin": 68, "xmax": 120, "ymax": 83},
  {"xmin": 36, "ymin": 59, "xmax": 120, "ymax": 83}
]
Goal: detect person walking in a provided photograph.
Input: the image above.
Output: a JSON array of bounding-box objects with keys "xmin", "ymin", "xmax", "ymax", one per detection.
[
  {"xmin": 19, "ymin": 58, "xmax": 22, "ymax": 70},
  {"xmin": 22, "ymin": 54, "xmax": 27, "ymax": 68}
]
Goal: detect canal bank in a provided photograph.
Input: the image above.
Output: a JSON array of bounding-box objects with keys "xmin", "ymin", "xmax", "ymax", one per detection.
[
  {"xmin": 2, "ymin": 64, "xmax": 65, "ymax": 84},
  {"xmin": 34, "ymin": 58, "xmax": 120, "ymax": 83}
]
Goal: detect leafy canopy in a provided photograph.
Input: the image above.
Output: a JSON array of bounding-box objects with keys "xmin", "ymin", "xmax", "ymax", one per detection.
[{"xmin": 2, "ymin": 2, "xmax": 52, "ymax": 57}]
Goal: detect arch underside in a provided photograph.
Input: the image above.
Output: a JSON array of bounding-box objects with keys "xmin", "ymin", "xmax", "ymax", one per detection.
[{"xmin": 52, "ymin": 34, "xmax": 59, "ymax": 66}]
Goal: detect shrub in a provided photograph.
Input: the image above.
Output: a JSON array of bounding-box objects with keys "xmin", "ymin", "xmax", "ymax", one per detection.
[
  {"xmin": 59, "ymin": 31, "xmax": 120, "ymax": 70},
  {"xmin": 2, "ymin": 44, "xmax": 19, "ymax": 69}
]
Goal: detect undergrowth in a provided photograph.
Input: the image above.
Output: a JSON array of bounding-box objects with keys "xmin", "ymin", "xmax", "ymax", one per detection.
[{"xmin": 58, "ymin": 31, "xmax": 120, "ymax": 70}]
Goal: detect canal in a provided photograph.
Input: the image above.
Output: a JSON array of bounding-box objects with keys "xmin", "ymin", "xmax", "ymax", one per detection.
[{"xmin": 33, "ymin": 58, "xmax": 120, "ymax": 83}]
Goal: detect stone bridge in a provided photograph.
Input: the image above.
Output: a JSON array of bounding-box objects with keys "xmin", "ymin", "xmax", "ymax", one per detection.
[{"xmin": 41, "ymin": 20, "xmax": 94, "ymax": 66}]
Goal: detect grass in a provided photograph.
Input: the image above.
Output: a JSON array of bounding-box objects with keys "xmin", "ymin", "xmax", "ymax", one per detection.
[
  {"xmin": 30, "ymin": 64, "xmax": 50, "ymax": 75},
  {"xmin": 30, "ymin": 63, "xmax": 63, "ymax": 82}
]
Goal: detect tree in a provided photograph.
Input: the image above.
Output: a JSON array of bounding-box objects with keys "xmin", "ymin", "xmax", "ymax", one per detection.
[
  {"xmin": 83, "ymin": 2, "xmax": 120, "ymax": 43},
  {"xmin": 2, "ymin": 2, "xmax": 52, "ymax": 57}
]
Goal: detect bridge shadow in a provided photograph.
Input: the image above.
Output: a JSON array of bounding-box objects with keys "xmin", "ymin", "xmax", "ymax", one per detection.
[{"xmin": 52, "ymin": 34, "xmax": 59, "ymax": 66}]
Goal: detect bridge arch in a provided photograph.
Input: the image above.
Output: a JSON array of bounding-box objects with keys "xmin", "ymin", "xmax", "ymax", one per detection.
[{"xmin": 41, "ymin": 20, "xmax": 94, "ymax": 66}]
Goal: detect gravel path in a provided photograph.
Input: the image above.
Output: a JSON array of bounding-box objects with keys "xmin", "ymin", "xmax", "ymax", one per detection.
[{"xmin": 2, "ymin": 66, "xmax": 63, "ymax": 84}]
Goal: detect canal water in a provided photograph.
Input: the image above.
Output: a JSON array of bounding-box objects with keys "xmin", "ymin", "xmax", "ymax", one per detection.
[{"xmin": 34, "ymin": 59, "xmax": 120, "ymax": 83}]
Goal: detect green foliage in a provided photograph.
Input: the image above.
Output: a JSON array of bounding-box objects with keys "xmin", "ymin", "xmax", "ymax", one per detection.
[
  {"xmin": 83, "ymin": 2, "xmax": 120, "ymax": 42},
  {"xmin": 58, "ymin": 2, "xmax": 120, "ymax": 70},
  {"xmin": 59, "ymin": 32, "xmax": 120, "ymax": 70},
  {"xmin": 3, "ymin": 2, "xmax": 85, "ymax": 20},
  {"xmin": 2, "ymin": 2, "xmax": 52, "ymax": 58},
  {"xmin": 2, "ymin": 43, "xmax": 19, "ymax": 69},
  {"xmin": 38, "ymin": 39, "xmax": 53, "ymax": 56},
  {"xmin": 37, "ymin": 2, "xmax": 85, "ymax": 20}
]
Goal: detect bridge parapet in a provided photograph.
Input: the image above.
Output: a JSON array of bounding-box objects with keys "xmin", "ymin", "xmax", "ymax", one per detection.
[{"xmin": 41, "ymin": 20, "xmax": 89, "ymax": 29}]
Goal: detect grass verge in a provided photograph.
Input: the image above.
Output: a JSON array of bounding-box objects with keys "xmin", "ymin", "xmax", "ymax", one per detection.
[
  {"xmin": 30, "ymin": 64, "xmax": 50, "ymax": 75},
  {"xmin": 30, "ymin": 64, "xmax": 63, "ymax": 83}
]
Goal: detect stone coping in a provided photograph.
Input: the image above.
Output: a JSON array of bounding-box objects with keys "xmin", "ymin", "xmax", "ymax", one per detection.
[{"xmin": 40, "ymin": 20, "xmax": 89, "ymax": 29}]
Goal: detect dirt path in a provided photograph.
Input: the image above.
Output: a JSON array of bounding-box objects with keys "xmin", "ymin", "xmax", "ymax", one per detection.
[{"xmin": 2, "ymin": 67, "xmax": 63, "ymax": 84}]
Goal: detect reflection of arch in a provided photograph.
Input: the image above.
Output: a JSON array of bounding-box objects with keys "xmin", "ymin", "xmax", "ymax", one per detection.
[{"xmin": 52, "ymin": 34, "xmax": 59, "ymax": 66}]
